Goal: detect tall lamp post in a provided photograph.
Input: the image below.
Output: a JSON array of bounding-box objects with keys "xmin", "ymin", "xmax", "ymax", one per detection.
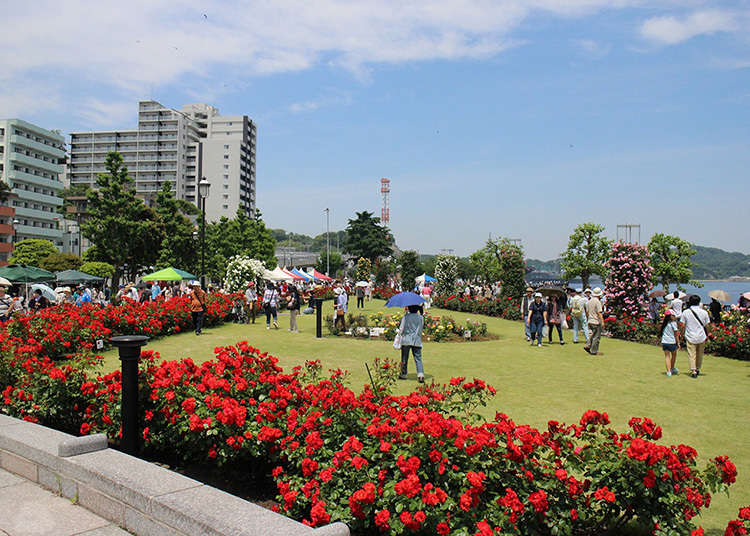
[
  {"xmin": 12, "ymin": 218, "xmax": 19, "ymax": 247},
  {"xmin": 324, "ymin": 208, "xmax": 330, "ymax": 276},
  {"xmin": 198, "ymin": 178, "xmax": 211, "ymax": 288}
]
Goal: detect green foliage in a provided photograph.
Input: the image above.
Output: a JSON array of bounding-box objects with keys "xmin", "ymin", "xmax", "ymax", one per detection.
[
  {"xmin": 560, "ymin": 222, "xmax": 612, "ymax": 288},
  {"xmin": 398, "ymin": 250, "xmax": 423, "ymax": 291},
  {"xmin": 469, "ymin": 246, "xmax": 501, "ymax": 284},
  {"xmin": 374, "ymin": 258, "xmax": 395, "ymax": 287},
  {"xmin": 9, "ymin": 239, "xmax": 57, "ymax": 266},
  {"xmin": 314, "ymin": 251, "xmax": 343, "ymax": 277},
  {"xmin": 79, "ymin": 261, "xmax": 115, "ymax": 279},
  {"xmin": 343, "ymin": 211, "xmax": 393, "ymax": 262},
  {"xmin": 39, "ymin": 252, "xmax": 83, "ymax": 272},
  {"xmin": 648, "ymin": 233, "xmax": 701, "ymax": 292},
  {"xmin": 434, "ymin": 255, "xmax": 459, "ymax": 296},
  {"xmin": 355, "ymin": 257, "xmax": 372, "ymax": 282},
  {"xmin": 471, "ymin": 238, "xmax": 526, "ymax": 297},
  {"xmin": 691, "ymin": 245, "xmax": 750, "ymax": 279},
  {"xmin": 204, "ymin": 209, "xmax": 277, "ymax": 282},
  {"xmin": 605, "ymin": 242, "xmax": 653, "ymax": 317},
  {"xmin": 0, "ymin": 181, "xmax": 12, "ymax": 204},
  {"xmin": 56, "ymin": 184, "xmax": 90, "ymax": 217},
  {"xmin": 154, "ymin": 183, "xmax": 199, "ymax": 272},
  {"xmin": 81, "ymin": 152, "xmax": 165, "ymax": 284},
  {"xmin": 223, "ymin": 256, "xmax": 266, "ymax": 292}
]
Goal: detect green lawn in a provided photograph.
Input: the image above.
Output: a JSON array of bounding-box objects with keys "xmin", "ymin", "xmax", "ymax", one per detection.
[{"xmin": 99, "ymin": 299, "xmax": 750, "ymax": 534}]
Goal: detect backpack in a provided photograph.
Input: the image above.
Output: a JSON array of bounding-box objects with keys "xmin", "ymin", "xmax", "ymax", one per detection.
[{"xmin": 571, "ymin": 297, "xmax": 583, "ymax": 317}]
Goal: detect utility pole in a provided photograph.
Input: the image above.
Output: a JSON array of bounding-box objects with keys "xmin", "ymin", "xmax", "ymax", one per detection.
[{"xmin": 324, "ymin": 208, "xmax": 330, "ymax": 275}]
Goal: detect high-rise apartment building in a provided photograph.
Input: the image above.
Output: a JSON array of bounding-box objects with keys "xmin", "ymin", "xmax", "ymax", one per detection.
[
  {"xmin": 0, "ymin": 119, "xmax": 65, "ymax": 251},
  {"xmin": 68, "ymin": 100, "xmax": 256, "ymax": 221},
  {"xmin": 181, "ymin": 104, "xmax": 257, "ymax": 217}
]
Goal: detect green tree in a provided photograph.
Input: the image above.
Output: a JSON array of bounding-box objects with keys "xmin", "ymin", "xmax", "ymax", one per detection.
[
  {"xmin": 81, "ymin": 152, "xmax": 165, "ymax": 286},
  {"xmin": 648, "ymin": 233, "xmax": 701, "ymax": 292},
  {"xmin": 154, "ymin": 182, "xmax": 199, "ymax": 270},
  {"xmin": 204, "ymin": 209, "xmax": 276, "ymax": 282},
  {"xmin": 9, "ymin": 239, "xmax": 57, "ymax": 266},
  {"xmin": 469, "ymin": 243, "xmax": 502, "ymax": 284},
  {"xmin": 56, "ymin": 184, "xmax": 90, "ymax": 216},
  {"xmin": 399, "ymin": 250, "xmax": 423, "ymax": 290},
  {"xmin": 314, "ymin": 251, "xmax": 343, "ymax": 277},
  {"xmin": 79, "ymin": 261, "xmax": 115, "ymax": 279},
  {"xmin": 343, "ymin": 211, "xmax": 393, "ymax": 262},
  {"xmin": 492, "ymin": 238, "xmax": 526, "ymax": 298},
  {"xmin": 39, "ymin": 252, "xmax": 83, "ymax": 272},
  {"xmin": 560, "ymin": 223, "xmax": 612, "ymax": 289},
  {"xmin": 374, "ymin": 258, "xmax": 395, "ymax": 287}
]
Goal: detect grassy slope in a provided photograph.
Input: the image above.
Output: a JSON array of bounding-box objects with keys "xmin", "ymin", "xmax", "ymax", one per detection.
[{"xmin": 99, "ymin": 299, "xmax": 750, "ymax": 534}]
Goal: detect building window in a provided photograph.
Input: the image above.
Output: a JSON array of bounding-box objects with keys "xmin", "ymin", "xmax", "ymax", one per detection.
[
  {"xmin": 223, "ymin": 164, "xmax": 229, "ymax": 169},
  {"xmin": 222, "ymin": 204, "xmax": 229, "ymax": 209},
  {"xmin": 224, "ymin": 144, "xmax": 229, "ymax": 149},
  {"xmin": 223, "ymin": 174, "xmax": 229, "ymax": 179},
  {"xmin": 223, "ymin": 184, "xmax": 229, "ymax": 189},
  {"xmin": 224, "ymin": 155, "xmax": 229, "ymax": 159}
]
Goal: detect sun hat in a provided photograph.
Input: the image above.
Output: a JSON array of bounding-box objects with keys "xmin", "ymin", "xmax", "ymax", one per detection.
[
  {"xmin": 525, "ymin": 287, "xmax": 533, "ymax": 292},
  {"xmin": 664, "ymin": 309, "xmax": 675, "ymax": 317},
  {"xmin": 534, "ymin": 292, "xmax": 542, "ymax": 298},
  {"xmin": 592, "ymin": 287, "xmax": 603, "ymax": 297},
  {"xmin": 584, "ymin": 288, "xmax": 592, "ymax": 294},
  {"xmin": 190, "ymin": 280, "xmax": 201, "ymax": 287}
]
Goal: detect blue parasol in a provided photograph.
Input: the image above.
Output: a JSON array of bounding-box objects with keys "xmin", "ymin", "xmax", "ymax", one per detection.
[{"xmin": 385, "ymin": 292, "xmax": 425, "ymax": 308}]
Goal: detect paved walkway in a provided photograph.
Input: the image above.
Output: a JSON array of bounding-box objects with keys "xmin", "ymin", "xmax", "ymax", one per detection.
[{"xmin": 0, "ymin": 467, "xmax": 129, "ymax": 536}]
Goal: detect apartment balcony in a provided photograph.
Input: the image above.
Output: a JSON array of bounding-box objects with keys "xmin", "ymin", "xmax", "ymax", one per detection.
[
  {"xmin": 10, "ymin": 135, "xmax": 66, "ymax": 158},
  {"xmin": 93, "ymin": 137, "xmax": 118, "ymax": 143},
  {"xmin": 71, "ymin": 145, "xmax": 94, "ymax": 153},
  {"xmin": 12, "ymin": 189, "xmax": 62, "ymax": 206},
  {"xmin": 7, "ymin": 169, "xmax": 63, "ymax": 190},
  {"xmin": 15, "ymin": 224, "xmax": 63, "ymax": 239},
  {"xmin": 9, "ymin": 153, "xmax": 63, "ymax": 174}
]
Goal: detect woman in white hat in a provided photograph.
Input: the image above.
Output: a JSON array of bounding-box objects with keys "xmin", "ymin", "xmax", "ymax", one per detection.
[
  {"xmin": 584, "ymin": 287, "xmax": 605, "ymax": 355},
  {"xmin": 527, "ymin": 292, "xmax": 548, "ymax": 347}
]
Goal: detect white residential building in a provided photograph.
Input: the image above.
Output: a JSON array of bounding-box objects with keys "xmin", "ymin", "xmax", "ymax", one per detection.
[
  {"xmin": 68, "ymin": 100, "xmax": 256, "ymax": 222},
  {"xmin": 0, "ymin": 119, "xmax": 65, "ymax": 249}
]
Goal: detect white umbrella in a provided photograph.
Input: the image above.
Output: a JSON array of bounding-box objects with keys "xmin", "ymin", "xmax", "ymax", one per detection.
[
  {"xmin": 31, "ymin": 283, "xmax": 57, "ymax": 302},
  {"xmin": 0, "ymin": 276, "xmax": 10, "ymax": 286},
  {"xmin": 355, "ymin": 281, "xmax": 370, "ymax": 287}
]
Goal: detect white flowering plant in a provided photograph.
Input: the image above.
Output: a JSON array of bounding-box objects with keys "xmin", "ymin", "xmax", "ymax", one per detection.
[{"xmin": 224, "ymin": 255, "xmax": 267, "ymax": 292}]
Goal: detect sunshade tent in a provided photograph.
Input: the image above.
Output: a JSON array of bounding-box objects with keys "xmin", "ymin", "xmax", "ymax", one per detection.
[
  {"xmin": 282, "ymin": 268, "xmax": 306, "ymax": 281},
  {"xmin": 266, "ymin": 266, "xmax": 294, "ymax": 282},
  {"xmin": 0, "ymin": 264, "xmax": 55, "ymax": 283},
  {"xmin": 55, "ymin": 269, "xmax": 105, "ymax": 285},
  {"xmin": 308, "ymin": 269, "xmax": 333, "ymax": 282},
  {"xmin": 415, "ymin": 273, "xmax": 437, "ymax": 284},
  {"xmin": 290, "ymin": 268, "xmax": 312, "ymax": 281},
  {"xmin": 141, "ymin": 267, "xmax": 197, "ymax": 281}
]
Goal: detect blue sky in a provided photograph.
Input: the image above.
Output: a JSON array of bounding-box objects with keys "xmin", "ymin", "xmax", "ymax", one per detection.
[{"xmin": 2, "ymin": 1, "xmax": 749, "ymax": 259}]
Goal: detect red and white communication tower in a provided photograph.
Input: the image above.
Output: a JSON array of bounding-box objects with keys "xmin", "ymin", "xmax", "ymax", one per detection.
[{"xmin": 380, "ymin": 178, "xmax": 390, "ymax": 223}]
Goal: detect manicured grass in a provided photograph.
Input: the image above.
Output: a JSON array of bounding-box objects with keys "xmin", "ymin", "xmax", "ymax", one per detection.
[{"xmin": 99, "ymin": 299, "xmax": 750, "ymax": 534}]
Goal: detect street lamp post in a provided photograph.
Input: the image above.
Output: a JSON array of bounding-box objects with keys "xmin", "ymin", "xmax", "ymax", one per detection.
[
  {"xmin": 198, "ymin": 178, "xmax": 211, "ymax": 288},
  {"xmin": 12, "ymin": 218, "xmax": 19, "ymax": 247},
  {"xmin": 324, "ymin": 208, "xmax": 330, "ymax": 276}
]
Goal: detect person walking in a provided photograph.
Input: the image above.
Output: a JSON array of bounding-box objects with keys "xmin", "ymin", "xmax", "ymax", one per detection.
[
  {"xmin": 244, "ymin": 281, "xmax": 257, "ymax": 324},
  {"xmin": 660, "ymin": 310, "xmax": 681, "ymax": 377},
  {"xmin": 527, "ymin": 292, "xmax": 547, "ymax": 347},
  {"xmin": 262, "ymin": 282, "xmax": 279, "ymax": 329},
  {"xmin": 647, "ymin": 297, "xmax": 659, "ymax": 324},
  {"xmin": 709, "ymin": 297, "xmax": 722, "ymax": 324},
  {"xmin": 547, "ymin": 294, "xmax": 565, "ymax": 345},
  {"xmin": 356, "ymin": 284, "xmax": 365, "ymax": 309},
  {"xmin": 398, "ymin": 305, "xmax": 425, "ymax": 383},
  {"xmin": 567, "ymin": 288, "xmax": 588, "ymax": 344},
  {"xmin": 188, "ymin": 281, "xmax": 206, "ymax": 336},
  {"xmin": 679, "ymin": 295, "xmax": 711, "ymax": 378},
  {"xmin": 287, "ymin": 284, "xmax": 301, "ymax": 333},
  {"xmin": 584, "ymin": 287, "xmax": 605, "ymax": 355},
  {"xmin": 521, "ymin": 287, "xmax": 534, "ymax": 341},
  {"xmin": 334, "ymin": 287, "xmax": 348, "ymax": 331},
  {"xmin": 670, "ymin": 291, "xmax": 683, "ymax": 317}
]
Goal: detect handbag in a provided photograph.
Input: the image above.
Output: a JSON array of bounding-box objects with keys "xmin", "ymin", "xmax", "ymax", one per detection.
[{"xmin": 393, "ymin": 333, "xmax": 402, "ymax": 350}]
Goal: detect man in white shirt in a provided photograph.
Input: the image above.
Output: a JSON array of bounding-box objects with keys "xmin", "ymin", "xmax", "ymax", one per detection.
[
  {"xmin": 670, "ymin": 291, "xmax": 683, "ymax": 317},
  {"xmin": 679, "ymin": 295, "xmax": 711, "ymax": 378}
]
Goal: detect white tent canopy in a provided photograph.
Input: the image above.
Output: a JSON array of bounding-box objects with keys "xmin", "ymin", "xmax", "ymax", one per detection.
[
  {"xmin": 415, "ymin": 273, "xmax": 437, "ymax": 284},
  {"xmin": 265, "ymin": 266, "xmax": 294, "ymax": 282}
]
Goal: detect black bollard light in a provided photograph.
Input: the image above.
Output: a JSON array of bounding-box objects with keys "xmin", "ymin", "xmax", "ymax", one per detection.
[
  {"xmin": 314, "ymin": 298, "xmax": 323, "ymax": 338},
  {"xmin": 110, "ymin": 335, "xmax": 150, "ymax": 455}
]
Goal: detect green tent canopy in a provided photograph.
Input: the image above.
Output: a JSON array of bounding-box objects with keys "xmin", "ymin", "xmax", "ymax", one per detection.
[
  {"xmin": 0, "ymin": 264, "xmax": 55, "ymax": 283},
  {"xmin": 141, "ymin": 267, "xmax": 197, "ymax": 282},
  {"xmin": 55, "ymin": 269, "xmax": 105, "ymax": 285}
]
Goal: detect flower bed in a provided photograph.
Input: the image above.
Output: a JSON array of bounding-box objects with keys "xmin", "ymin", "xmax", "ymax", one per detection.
[
  {"xmin": 0, "ymin": 294, "xmax": 235, "ymax": 359},
  {"xmin": 371, "ymin": 286, "xmax": 397, "ymax": 301},
  {"xmin": 433, "ymin": 294, "xmax": 523, "ymax": 321},
  {"xmin": 325, "ymin": 312, "xmax": 491, "ymax": 342},
  {"xmin": 1, "ymin": 341, "xmax": 745, "ymax": 535}
]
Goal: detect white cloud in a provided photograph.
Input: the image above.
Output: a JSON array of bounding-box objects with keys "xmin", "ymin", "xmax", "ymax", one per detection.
[
  {"xmin": 573, "ymin": 39, "xmax": 611, "ymax": 58},
  {"xmin": 78, "ymin": 98, "xmax": 135, "ymax": 128},
  {"xmin": 640, "ymin": 9, "xmax": 739, "ymax": 45},
  {"xmin": 288, "ymin": 91, "xmax": 353, "ymax": 114}
]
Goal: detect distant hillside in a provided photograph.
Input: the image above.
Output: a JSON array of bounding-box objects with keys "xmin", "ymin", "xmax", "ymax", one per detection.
[
  {"xmin": 525, "ymin": 245, "xmax": 750, "ymax": 280},
  {"xmin": 691, "ymin": 245, "xmax": 750, "ymax": 279},
  {"xmin": 526, "ymin": 258, "xmax": 562, "ymax": 274}
]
